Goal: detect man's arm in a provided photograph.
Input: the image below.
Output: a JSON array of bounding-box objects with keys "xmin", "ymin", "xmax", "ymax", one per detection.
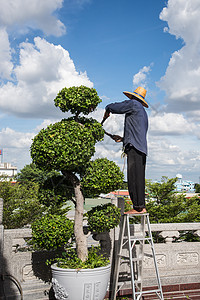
[
  {"xmin": 101, "ymin": 110, "xmax": 110, "ymax": 125},
  {"xmin": 101, "ymin": 99, "xmax": 133, "ymax": 124},
  {"xmin": 105, "ymin": 100, "xmax": 133, "ymax": 114}
]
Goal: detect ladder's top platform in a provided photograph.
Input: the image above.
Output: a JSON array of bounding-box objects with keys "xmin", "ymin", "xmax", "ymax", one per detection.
[{"xmin": 124, "ymin": 211, "xmax": 149, "ymax": 216}]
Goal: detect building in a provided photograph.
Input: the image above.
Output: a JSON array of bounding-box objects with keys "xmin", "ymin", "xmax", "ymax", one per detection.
[
  {"xmin": 100, "ymin": 190, "xmax": 130, "ymax": 199},
  {"xmin": 175, "ymin": 173, "xmax": 195, "ymax": 193},
  {"xmin": 0, "ymin": 162, "xmax": 17, "ymax": 179}
]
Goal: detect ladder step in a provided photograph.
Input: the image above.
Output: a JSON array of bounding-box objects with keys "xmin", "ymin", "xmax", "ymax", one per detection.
[
  {"xmin": 118, "ymin": 278, "xmax": 142, "ymax": 284},
  {"xmin": 118, "ymin": 254, "xmax": 153, "ymax": 262},
  {"xmin": 135, "ymin": 289, "xmax": 163, "ymax": 295},
  {"xmin": 130, "ymin": 236, "xmax": 151, "ymax": 241},
  {"xmin": 118, "ymin": 254, "xmax": 143, "ymax": 261}
]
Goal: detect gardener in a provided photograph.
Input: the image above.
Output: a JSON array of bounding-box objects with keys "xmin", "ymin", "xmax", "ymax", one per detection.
[{"xmin": 102, "ymin": 86, "xmax": 148, "ymax": 214}]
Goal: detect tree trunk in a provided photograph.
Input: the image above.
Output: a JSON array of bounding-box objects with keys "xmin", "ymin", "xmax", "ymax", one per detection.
[{"xmin": 63, "ymin": 171, "xmax": 88, "ymax": 262}]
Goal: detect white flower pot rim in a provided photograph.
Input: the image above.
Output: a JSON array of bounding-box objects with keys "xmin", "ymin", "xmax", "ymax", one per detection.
[{"xmin": 51, "ymin": 263, "xmax": 111, "ymax": 273}]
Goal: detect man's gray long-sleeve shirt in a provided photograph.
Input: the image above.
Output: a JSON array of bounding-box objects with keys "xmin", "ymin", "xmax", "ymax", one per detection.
[{"xmin": 105, "ymin": 99, "xmax": 148, "ymax": 155}]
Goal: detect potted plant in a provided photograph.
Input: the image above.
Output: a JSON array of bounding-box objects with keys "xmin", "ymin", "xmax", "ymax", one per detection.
[
  {"xmin": 31, "ymin": 203, "xmax": 121, "ymax": 300},
  {"xmin": 30, "ymin": 86, "xmax": 124, "ymax": 300}
]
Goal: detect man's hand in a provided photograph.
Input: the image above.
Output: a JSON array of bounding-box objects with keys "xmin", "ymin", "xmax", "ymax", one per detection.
[
  {"xmin": 101, "ymin": 110, "xmax": 110, "ymax": 125},
  {"xmin": 112, "ymin": 135, "xmax": 123, "ymax": 143}
]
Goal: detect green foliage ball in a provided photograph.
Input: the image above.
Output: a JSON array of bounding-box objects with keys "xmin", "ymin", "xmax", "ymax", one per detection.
[
  {"xmin": 38, "ymin": 174, "xmax": 74, "ymax": 207},
  {"xmin": 31, "ymin": 214, "xmax": 74, "ymax": 251},
  {"xmin": 31, "ymin": 119, "xmax": 103, "ymax": 173},
  {"xmin": 73, "ymin": 116, "xmax": 104, "ymax": 142},
  {"xmin": 86, "ymin": 203, "xmax": 121, "ymax": 233},
  {"xmin": 81, "ymin": 158, "xmax": 124, "ymax": 196},
  {"xmin": 54, "ymin": 86, "xmax": 102, "ymax": 115}
]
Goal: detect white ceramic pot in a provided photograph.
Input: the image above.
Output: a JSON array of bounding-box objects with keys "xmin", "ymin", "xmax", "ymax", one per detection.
[{"xmin": 51, "ymin": 263, "xmax": 111, "ymax": 300}]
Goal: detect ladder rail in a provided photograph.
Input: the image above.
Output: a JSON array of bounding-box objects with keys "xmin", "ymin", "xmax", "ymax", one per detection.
[
  {"xmin": 110, "ymin": 214, "xmax": 126, "ymax": 300},
  {"xmin": 146, "ymin": 214, "xmax": 163, "ymax": 295},
  {"xmin": 111, "ymin": 212, "xmax": 164, "ymax": 300},
  {"xmin": 137, "ymin": 215, "xmax": 145, "ymax": 292},
  {"xmin": 126, "ymin": 215, "xmax": 136, "ymax": 300}
]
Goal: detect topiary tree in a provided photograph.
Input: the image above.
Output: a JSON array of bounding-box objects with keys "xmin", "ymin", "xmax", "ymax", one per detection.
[{"xmin": 30, "ymin": 85, "xmax": 124, "ymax": 262}]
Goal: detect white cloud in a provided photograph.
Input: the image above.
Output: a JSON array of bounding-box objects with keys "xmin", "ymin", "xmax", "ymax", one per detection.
[
  {"xmin": 149, "ymin": 139, "xmax": 183, "ymax": 167},
  {"xmin": 94, "ymin": 141, "xmax": 125, "ymax": 175},
  {"xmin": 158, "ymin": 45, "xmax": 200, "ymax": 112},
  {"xmin": 0, "ymin": 127, "xmax": 34, "ymax": 149},
  {"xmin": 0, "ymin": 37, "xmax": 93, "ymax": 118},
  {"xmin": 187, "ymin": 110, "xmax": 200, "ymax": 123},
  {"xmin": 89, "ymin": 107, "xmax": 105, "ymax": 123},
  {"xmin": 94, "ymin": 128, "xmax": 200, "ymax": 183},
  {"xmin": 0, "ymin": 27, "xmax": 13, "ymax": 80},
  {"xmin": 99, "ymin": 95, "xmax": 111, "ymax": 102},
  {"xmin": 90, "ymin": 107, "xmax": 124, "ymax": 136},
  {"xmin": 94, "ymin": 143, "xmax": 123, "ymax": 160},
  {"xmin": 160, "ymin": 0, "xmax": 200, "ymax": 44},
  {"xmin": 133, "ymin": 65, "xmax": 152, "ymax": 88},
  {"xmin": 158, "ymin": 0, "xmax": 200, "ymax": 114},
  {"xmin": 150, "ymin": 0, "xmax": 200, "ymax": 182},
  {"xmin": 146, "ymin": 136, "xmax": 200, "ymax": 181},
  {"xmin": 149, "ymin": 112, "xmax": 197, "ymax": 136},
  {"xmin": 103, "ymin": 114, "xmax": 124, "ymax": 136},
  {"xmin": 0, "ymin": 0, "xmax": 65, "ymax": 37}
]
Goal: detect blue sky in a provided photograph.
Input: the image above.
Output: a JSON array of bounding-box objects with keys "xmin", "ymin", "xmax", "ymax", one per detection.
[{"xmin": 0, "ymin": 0, "xmax": 200, "ymax": 183}]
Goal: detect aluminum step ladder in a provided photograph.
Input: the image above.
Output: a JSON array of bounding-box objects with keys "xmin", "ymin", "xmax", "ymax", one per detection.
[{"xmin": 111, "ymin": 212, "xmax": 164, "ymax": 300}]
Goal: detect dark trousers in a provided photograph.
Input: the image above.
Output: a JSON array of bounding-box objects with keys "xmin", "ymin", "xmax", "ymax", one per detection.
[{"xmin": 127, "ymin": 146, "xmax": 146, "ymax": 210}]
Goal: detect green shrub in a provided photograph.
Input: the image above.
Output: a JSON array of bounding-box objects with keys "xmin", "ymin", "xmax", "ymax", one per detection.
[
  {"xmin": 0, "ymin": 179, "xmax": 45, "ymax": 229},
  {"xmin": 31, "ymin": 214, "xmax": 74, "ymax": 251},
  {"xmin": 81, "ymin": 158, "xmax": 124, "ymax": 197},
  {"xmin": 54, "ymin": 85, "xmax": 102, "ymax": 115},
  {"xmin": 51, "ymin": 247, "xmax": 109, "ymax": 269},
  {"xmin": 86, "ymin": 203, "xmax": 121, "ymax": 233}
]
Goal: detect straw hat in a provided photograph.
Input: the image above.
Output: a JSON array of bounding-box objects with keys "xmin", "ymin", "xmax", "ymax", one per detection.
[{"xmin": 123, "ymin": 86, "xmax": 148, "ymax": 108}]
